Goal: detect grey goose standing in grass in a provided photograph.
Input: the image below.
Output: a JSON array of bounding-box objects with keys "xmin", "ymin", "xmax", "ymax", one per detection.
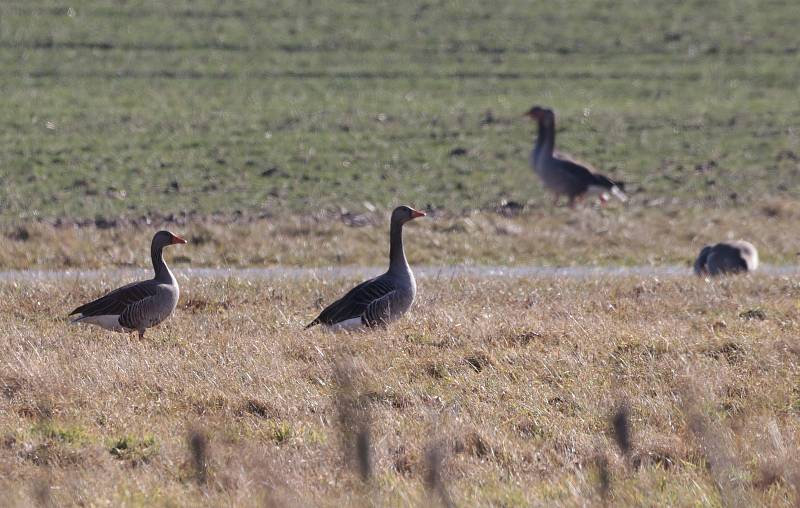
[
  {"xmin": 525, "ymin": 106, "xmax": 628, "ymax": 207},
  {"xmin": 70, "ymin": 230, "xmax": 187, "ymax": 339},
  {"xmin": 306, "ymin": 206, "xmax": 426, "ymax": 331},
  {"xmin": 694, "ymin": 241, "xmax": 759, "ymax": 276}
]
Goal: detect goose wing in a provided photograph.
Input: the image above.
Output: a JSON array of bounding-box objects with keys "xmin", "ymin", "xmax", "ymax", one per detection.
[
  {"xmin": 553, "ymin": 150, "xmax": 601, "ymax": 174},
  {"xmin": 553, "ymin": 157, "xmax": 597, "ymax": 187},
  {"xmin": 306, "ymin": 275, "xmax": 396, "ymax": 328},
  {"xmin": 589, "ymin": 172, "xmax": 624, "ymax": 190},
  {"xmin": 362, "ymin": 290, "xmax": 399, "ymax": 327},
  {"xmin": 555, "ymin": 154, "xmax": 626, "ymax": 198},
  {"xmin": 69, "ymin": 280, "xmax": 158, "ymax": 317}
]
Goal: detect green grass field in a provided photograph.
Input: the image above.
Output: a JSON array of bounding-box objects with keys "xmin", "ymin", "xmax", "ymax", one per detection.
[{"xmin": 2, "ymin": 0, "xmax": 799, "ymax": 226}]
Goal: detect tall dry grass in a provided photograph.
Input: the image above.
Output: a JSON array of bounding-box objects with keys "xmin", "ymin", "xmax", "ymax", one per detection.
[{"xmin": 1, "ymin": 273, "xmax": 799, "ymax": 505}]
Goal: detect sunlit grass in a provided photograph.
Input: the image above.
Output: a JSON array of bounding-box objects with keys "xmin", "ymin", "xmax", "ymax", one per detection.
[
  {"xmin": 2, "ymin": 202, "xmax": 799, "ymax": 270},
  {"xmin": 1, "ymin": 0, "xmax": 799, "ymax": 224},
  {"xmin": 1, "ymin": 274, "xmax": 799, "ymax": 505}
]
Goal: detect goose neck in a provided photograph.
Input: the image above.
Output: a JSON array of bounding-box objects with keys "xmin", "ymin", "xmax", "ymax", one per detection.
[
  {"xmin": 151, "ymin": 243, "xmax": 173, "ymax": 282},
  {"xmin": 533, "ymin": 119, "xmax": 555, "ymax": 163},
  {"xmin": 388, "ymin": 221, "xmax": 408, "ymax": 272}
]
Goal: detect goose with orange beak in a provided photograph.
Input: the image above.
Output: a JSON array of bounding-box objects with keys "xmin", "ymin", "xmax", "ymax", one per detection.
[
  {"xmin": 70, "ymin": 230, "xmax": 187, "ymax": 339},
  {"xmin": 307, "ymin": 206, "xmax": 426, "ymax": 330}
]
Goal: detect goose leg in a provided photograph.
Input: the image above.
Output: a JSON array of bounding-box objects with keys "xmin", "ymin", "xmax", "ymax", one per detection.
[{"xmin": 138, "ymin": 329, "xmax": 145, "ymax": 340}]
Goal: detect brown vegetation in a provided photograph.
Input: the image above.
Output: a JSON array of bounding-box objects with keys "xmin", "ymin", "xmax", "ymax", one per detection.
[
  {"xmin": 2, "ymin": 202, "xmax": 800, "ymax": 270},
  {"xmin": 1, "ymin": 273, "xmax": 799, "ymax": 505}
]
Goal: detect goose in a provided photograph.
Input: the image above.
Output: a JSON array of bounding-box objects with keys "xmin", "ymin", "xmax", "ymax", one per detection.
[
  {"xmin": 69, "ymin": 230, "xmax": 187, "ymax": 338},
  {"xmin": 525, "ymin": 106, "xmax": 628, "ymax": 206},
  {"xmin": 694, "ymin": 241, "xmax": 758, "ymax": 276},
  {"xmin": 306, "ymin": 206, "xmax": 426, "ymax": 331}
]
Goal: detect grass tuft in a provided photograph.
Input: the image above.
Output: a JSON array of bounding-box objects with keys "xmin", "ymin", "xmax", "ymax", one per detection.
[{"xmin": 109, "ymin": 434, "xmax": 158, "ymax": 466}]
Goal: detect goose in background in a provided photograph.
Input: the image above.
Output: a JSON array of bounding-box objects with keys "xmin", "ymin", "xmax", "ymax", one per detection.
[
  {"xmin": 70, "ymin": 230, "xmax": 187, "ymax": 339},
  {"xmin": 306, "ymin": 206, "xmax": 426, "ymax": 331},
  {"xmin": 694, "ymin": 241, "xmax": 759, "ymax": 276},
  {"xmin": 525, "ymin": 106, "xmax": 627, "ymax": 207}
]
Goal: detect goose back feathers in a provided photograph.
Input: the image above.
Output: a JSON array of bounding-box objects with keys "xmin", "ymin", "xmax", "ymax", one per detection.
[
  {"xmin": 526, "ymin": 105, "xmax": 627, "ymax": 205},
  {"xmin": 307, "ymin": 206, "xmax": 425, "ymax": 330},
  {"xmin": 694, "ymin": 241, "xmax": 758, "ymax": 276},
  {"xmin": 70, "ymin": 230, "xmax": 186, "ymax": 338}
]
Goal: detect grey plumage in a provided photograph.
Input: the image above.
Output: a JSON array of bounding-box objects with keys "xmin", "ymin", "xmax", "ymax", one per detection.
[
  {"xmin": 306, "ymin": 206, "xmax": 425, "ymax": 330},
  {"xmin": 525, "ymin": 105, "xmax": 627, "ymax": 206},
  {"xmin": 309, "ymin": 277, "xmax": 397, "ymax": 327},
  {"xmin": 69, "ymin": 230, "xmax": 187, "ymax": 338},
  {"xmin": 694, "ymin": 241, "xmax": 758, "ymax": 276}
]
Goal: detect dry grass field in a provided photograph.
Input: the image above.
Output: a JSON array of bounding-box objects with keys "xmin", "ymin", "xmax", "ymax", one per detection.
[
  {"xmin": 2, "ymin": 273, "xmax": 799, "ymax": 506},
  {"xmin": 3, "ymin": 199, "xmax": 800, "ymax": 271}
]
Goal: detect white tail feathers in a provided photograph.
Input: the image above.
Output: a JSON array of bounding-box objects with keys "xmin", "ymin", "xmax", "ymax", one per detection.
[
  {"xmin": 610, "ymin": 185, "xmax": 628, "ymax": 202},
  {"xmin": 71, "ymin": 314, "xmax": 125, "ymax": 332},
  {"xmin": 325, "ymin": 317, "xmax": 365, "ymax": 332}
]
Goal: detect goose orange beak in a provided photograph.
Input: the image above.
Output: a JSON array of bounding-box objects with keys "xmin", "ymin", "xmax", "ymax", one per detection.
[
  {"xmin": 171, "ymin": 234, "xmax": 188, "ymax": 244},
  {"xmin": 410, "ymin": 209, "xmax": 426, "ymax": 218}
]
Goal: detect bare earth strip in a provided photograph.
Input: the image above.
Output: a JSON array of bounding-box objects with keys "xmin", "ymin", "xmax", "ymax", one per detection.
[{"xmin": 2, "ymin": 204, "xmax": 800, "ymax": 271}]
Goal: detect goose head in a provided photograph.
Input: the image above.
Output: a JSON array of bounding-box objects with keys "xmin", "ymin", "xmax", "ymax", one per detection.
[
  {"xmin": 152, "ymin": 230, "xmax": 188, "ymax": 249},
  {"xmin": 391, "ymin": 206, "xmax": 426, "ymax": 226},
  {"xmin": 524, "ymin": 106, "xmax": 555, "ymax": 126}
]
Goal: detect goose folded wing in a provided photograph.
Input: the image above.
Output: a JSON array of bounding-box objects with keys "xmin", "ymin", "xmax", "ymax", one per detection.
[
  {"xmin": 558, "ymin": 159, "xmax": 597, "ymax": 184},
  {"xmin": 362, "ymin": 290, "xmax": 398, "ymax": 327},
  {"xmin": 557, "ymin": 153, "xmax": 623, "ymax": 188},
  {"xmin": 590, "ymin": 172, "xmax": 623, "ymax": 189},
  {"xmin": 119, "ymin": 295, "xmax": 159, "ymax": 329},
  {"xmin": 309, "ymin": 276, "xmax": 395, "ymax": 326},
  {"xmin": 69, "ymin": 281, "xmax": 158, "ymax": 317},
  {"xmin": 554, "ymin": 151, "xmax": 601, "ymax": 173}
]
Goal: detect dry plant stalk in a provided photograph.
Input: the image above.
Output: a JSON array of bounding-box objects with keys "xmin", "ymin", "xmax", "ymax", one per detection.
[
  {"xmin": 682, "ymin": 384, "xmax": 750, "ymax": 508},
  {"xmin": 424, "ymin": 440, "xmax": 455, "ymax": 508},
  {"xmin": 333, "ymin": 358, "xmax": 373, "ymax": 483},
  {"xmin": 612, "ymin": 401, "xmax": 632, "ymax": 458},
  {"xmin": 30, "ymin": 475, "xmax": 54, "ymax": 508},
  {"xmin": 595, "ymin": 453, "xmax": 611, "ymax": 501},
  {"xmin": 188, "ymin": 429, "xmax": 209, "ymax": 485}
]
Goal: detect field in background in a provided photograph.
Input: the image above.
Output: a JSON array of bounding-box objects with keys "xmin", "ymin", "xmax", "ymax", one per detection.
[
  {"xmin": 2, "ymin": 274, "xmax": 800, "ymax": 506},
  {"xmin": 1, "ymin": 0, "xmax": 799, "ymax": 234}
]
